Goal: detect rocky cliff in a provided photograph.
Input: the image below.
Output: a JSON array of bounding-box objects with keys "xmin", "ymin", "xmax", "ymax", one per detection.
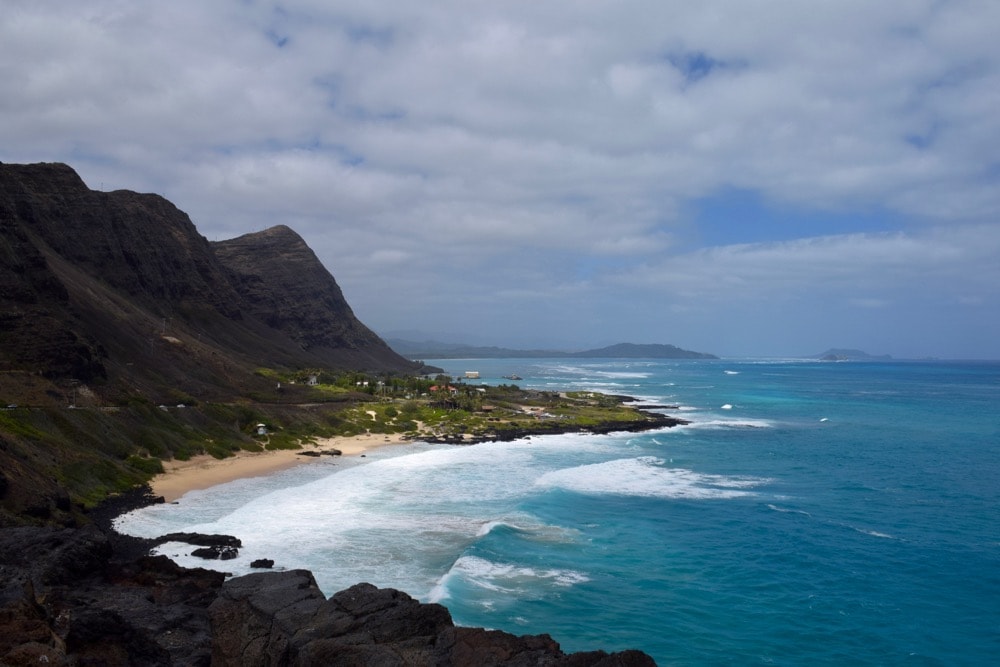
[
  {"xmin": 0, "ymin": 161, "xmax": 420, "ymax": 405},
  {"xmin": 0, "ymin": 161, "xmax": 428, "ymax": 525},
  {"xmin": 213, "ymin": 225, "xmax": 406, "ymax": 371}
]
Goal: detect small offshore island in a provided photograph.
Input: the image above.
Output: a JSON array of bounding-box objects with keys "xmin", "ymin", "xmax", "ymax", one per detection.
[{"xmin": 0, "ymin": 163, "xmax": 666, "ymax": 665}]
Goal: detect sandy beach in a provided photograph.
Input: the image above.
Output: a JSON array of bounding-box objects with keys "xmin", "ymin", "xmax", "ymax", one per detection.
[{"xmin": 150, "ymin": 433, "xmax": 409, "ymax": 502}]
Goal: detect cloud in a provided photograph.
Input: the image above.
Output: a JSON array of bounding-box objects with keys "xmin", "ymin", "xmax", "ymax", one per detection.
[
  {"xmin": 614, "ymin": 224, "xmax": 1000, "ymax": 303},
  {"xmin": 2, "ymin": 0, "xmax": 999, "ymax": 356}
]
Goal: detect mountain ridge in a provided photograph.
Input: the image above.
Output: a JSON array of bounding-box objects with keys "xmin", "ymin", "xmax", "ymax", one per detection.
[
  {"xmin": 816, "ymin": 348, "xmax": 892, "ymax": 361},
  {"xmin": 1, "ymin": 161, "xmax": 420, "ymax": 406},
  {"xmin": 387, "ymin": 338, "xmax": 717, "ymax": 360}
]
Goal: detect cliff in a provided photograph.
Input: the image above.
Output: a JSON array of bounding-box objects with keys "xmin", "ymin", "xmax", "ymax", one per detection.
[
  {"xmin": 0, "ymin": 161, "xmax": 425, "ymax": 524},
  {"xmin": 213, "ymin": 225, "xmax": 406, "ymax": 371},
  {"xmin": 0, "ymin": 161, "xmax": 420, "ymax": 405}
]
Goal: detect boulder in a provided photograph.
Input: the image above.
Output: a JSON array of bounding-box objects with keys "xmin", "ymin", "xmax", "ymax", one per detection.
[{"xmin": 191, "ymin": 545, "xmax": 239, "ymax": 560}]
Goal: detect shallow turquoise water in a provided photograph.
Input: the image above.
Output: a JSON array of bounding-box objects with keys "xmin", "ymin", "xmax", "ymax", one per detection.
[{"xmin": 117, "ymin": 359, "xmax": 1000, "ymax": 665}]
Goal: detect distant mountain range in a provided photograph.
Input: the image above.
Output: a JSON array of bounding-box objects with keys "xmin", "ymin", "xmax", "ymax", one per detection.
[
  {"xmin": 386, "ymin": 339, "xmax": 718, "ymax": 360},
  {"xmin": 816, "ymin": 348, "xmax": 892, "ymax": 361}
]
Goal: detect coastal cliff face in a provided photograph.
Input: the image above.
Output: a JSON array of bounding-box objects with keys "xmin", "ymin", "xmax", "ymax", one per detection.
[
  {"xmin": 0, "ymin": 161, "xmax": 421, "ymax": 524},
  {"xmin": 0, "ymin": 161, "xmax": 420, "ymax": 402},
  {"xmin": 213, "ymin": 225, "xmax": 406, "ymax": 371}
]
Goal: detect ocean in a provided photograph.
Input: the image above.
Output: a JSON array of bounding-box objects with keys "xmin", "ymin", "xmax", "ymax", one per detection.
[{"xmin": 115, "ymin": 358, "xmax": 1000, "ymax": 665}]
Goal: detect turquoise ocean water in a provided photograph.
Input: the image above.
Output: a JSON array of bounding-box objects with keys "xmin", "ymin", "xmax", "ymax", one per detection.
[{"xmin": 116, "ymin": 359, "xmax": 1000, "ymax": 665}]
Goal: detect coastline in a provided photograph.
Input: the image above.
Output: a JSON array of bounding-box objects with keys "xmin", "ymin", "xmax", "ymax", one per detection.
[
  {"xmin": 150, "ymin": 432, "xmax": 409, "ymax": 502},
  {"xmin": 150, "ymin": 407, "xmax": 687, "ymax": 503}
]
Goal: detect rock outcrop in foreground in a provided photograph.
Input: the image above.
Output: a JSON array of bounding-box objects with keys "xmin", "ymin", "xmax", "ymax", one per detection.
[{"xmin": 0, "ymin": 524, "xmax": 655, "ymax": 666}]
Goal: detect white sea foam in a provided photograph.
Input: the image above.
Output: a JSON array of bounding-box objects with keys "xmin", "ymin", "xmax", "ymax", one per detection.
[
  {"xmin": 534, "ymin": 457, "xmax": 769, "ymax": 500},
  {"xmin": 852, "ymin": 527, "xmax": 896, "ymax": 540},
  {"xmin": 116, "ymin": 424, "xmax": 765, "ymax": 601},
  {"xmin": 592, "ymin": 371, "xmax": 652, "ymax": 379},
  {"xmin": 678, "ymin": 417, "xmax": 774, "ymax": 430},
  {"xmin": 117, "ymin": 437, "xmax": 612, "ymax": 595},
  {"xmin": 767, "ymin": 504, "xmax": 813, "ymax": 518},
  {"xmin": 537, "ymin": 363, "xmax": 651, "ymax": 380},
  {"xmin": 625, "ymin": 392, "xmax": 673, "ymax": 404}
]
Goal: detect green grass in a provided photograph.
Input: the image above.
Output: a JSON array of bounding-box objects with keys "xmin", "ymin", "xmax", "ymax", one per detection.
[{"xmin": 0, "ymin": 368, "xmax": 659, "ymax": 519}]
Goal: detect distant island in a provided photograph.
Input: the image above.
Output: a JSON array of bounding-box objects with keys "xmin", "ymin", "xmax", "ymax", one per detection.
[
  {"xmin": 387, "ymin": 339, "xmax": 718, "ymax": 360},
  {"xmin": 816, "ymin": 348, "xmax": 893, "ymax": 361}
]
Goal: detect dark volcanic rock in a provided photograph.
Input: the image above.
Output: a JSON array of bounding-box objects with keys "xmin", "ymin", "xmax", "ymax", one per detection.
[
  {"xmin": 159, "ymin": 532, "xmax": 242, "ymax": 548},
  {"xmin": 0, "ymin": 525, "xmax": 224, "ymax": 666},
  {"xmin": 0, "ymin": 524, "xmax": 656, "ymax": 666},
  {"xmin": 210, "ymin": 572, "xmax": 655, "ymax": 666},
  {"xmin": 191, "ymin": 545, "xmax": 239, "ymax": 560}
]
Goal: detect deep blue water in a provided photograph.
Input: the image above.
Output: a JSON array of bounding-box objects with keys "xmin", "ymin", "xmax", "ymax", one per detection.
[{"xmin": 118, "ymin": 359, "xmax": 1000, "ymax": 665}]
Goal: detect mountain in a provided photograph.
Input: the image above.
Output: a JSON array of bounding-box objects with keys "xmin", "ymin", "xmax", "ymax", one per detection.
[
  {"xmin": 385, "ymin": 339, "xmax": 562, "ymax": 359},
  {"xmin": 817, "ymin": 348, "xmax": 892, "ymax": 361},
  {"xmin": 212, "ymin": 225, "xmax": 409, "ymax": 371},
  {"xmin": 0, "ymin": 161, "xmax": 421, "ymax": 406},
  {"xmin": 388, "ymin": 338, "xmax": 717, "ymax": 360},
  {"xmin": 573, "ymin": 342, "xmax": 717, "ymax": 359}
]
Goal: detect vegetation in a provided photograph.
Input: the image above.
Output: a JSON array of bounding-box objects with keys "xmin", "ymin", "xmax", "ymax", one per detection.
[{"xmin": 0, "ymin": 368, "xmax": 676, "ymax": 525}]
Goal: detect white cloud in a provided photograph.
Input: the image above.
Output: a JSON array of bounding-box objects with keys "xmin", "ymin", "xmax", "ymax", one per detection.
[
  {"xmin": 2, "ymin": 0, "xmax": 999, "ymax": 356},
  {"xmin": 615, "ymin": 224, "xmax": 1000, "ymax": 302}
]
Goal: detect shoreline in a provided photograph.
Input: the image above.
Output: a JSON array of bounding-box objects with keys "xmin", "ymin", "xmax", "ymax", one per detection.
[
  {"xmin": 142, "ymin": 407, "xmax": 686, "ymax": 504},
  {"xmin": 150, "ymin": 432, "xmax": 409, "ymax": 503}
]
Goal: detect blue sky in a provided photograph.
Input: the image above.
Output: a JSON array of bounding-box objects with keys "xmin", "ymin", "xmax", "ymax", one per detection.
[{"xmin": 3, "ymin": 0, "xmax": 999, "ymax": 358}]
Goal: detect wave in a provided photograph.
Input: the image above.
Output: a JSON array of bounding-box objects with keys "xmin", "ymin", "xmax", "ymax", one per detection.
[
  {"xmin": 844, "ymin": 524, "xmax": 897, "ymax": 540},
  {"xmin": 678, "ymin": 417, "xmax": 774, "ymax": 430},
  {"xmin": 860, "ymin": 529, "xmax": 896, "ymax": 539},
  {"xmin": 537, "ymin": 363, "xmax": 652, "ymax": 380},
  {"xmin": 767, "ymin": 504, "xmax": 813, "ymax": 518},
  {"xmin": 534, "ymin": 457, "xmax": 769, "ymax": 500},
  {"xmin": 476, "ymin": 520, "xmax": 521, "ymax": 538},
  {"xmin": 428, "ymin": 555, "xmax": 589, "ymax": 604},
  {"xmin": 474, "ymin": 517, "xmax": 580, "ymax": 544}
]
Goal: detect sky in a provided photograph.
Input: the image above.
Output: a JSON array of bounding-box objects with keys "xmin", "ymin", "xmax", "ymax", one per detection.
[{"xmin": 3, "ymin": 1, "xmax": 999, "ymax": 359}]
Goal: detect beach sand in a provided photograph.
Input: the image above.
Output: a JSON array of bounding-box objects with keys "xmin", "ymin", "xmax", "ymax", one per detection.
[{"xmin": 151, "ymin": 433, "xmax": 408, "ymax": 502}]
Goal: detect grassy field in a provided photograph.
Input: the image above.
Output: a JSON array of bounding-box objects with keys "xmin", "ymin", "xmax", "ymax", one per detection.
[{"xmin": 0, "ymin": 371, "xmax": 677, "ymax": 525}]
